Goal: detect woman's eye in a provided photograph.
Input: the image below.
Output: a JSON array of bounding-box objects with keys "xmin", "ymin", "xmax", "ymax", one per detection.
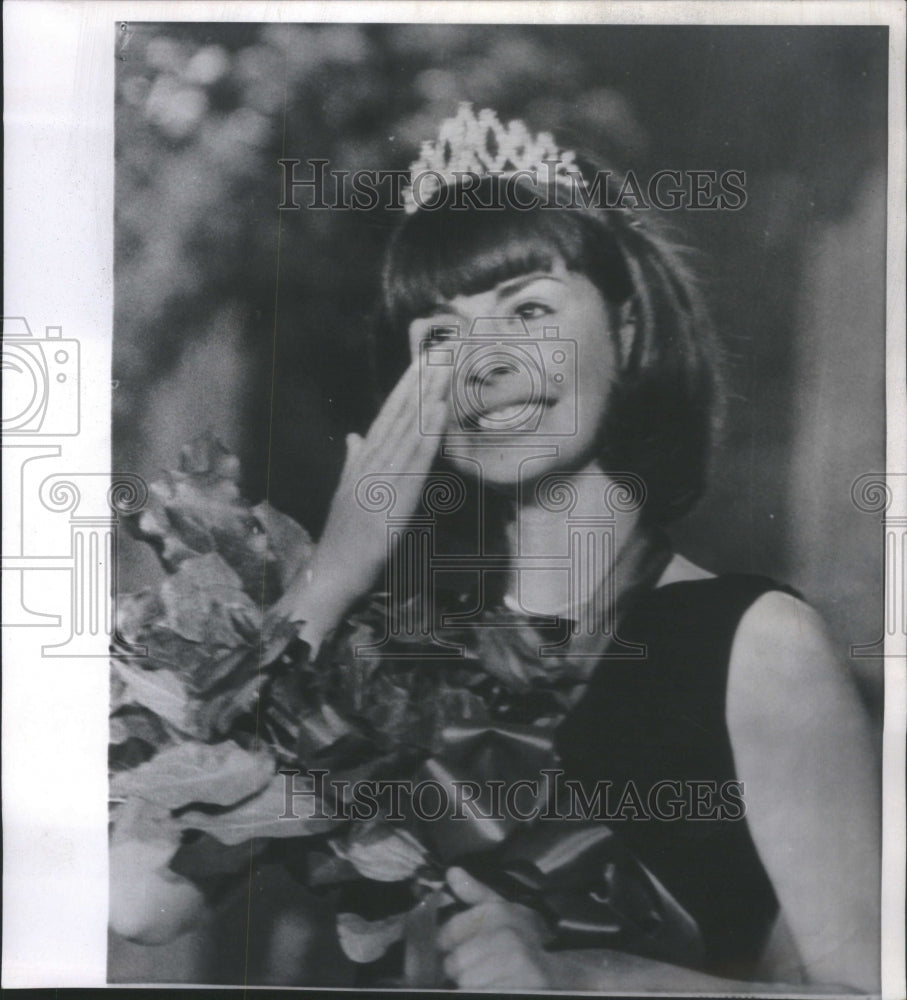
[{"xmin": 514, "ymin": 302, "xmax": 553, "ymax": 321}]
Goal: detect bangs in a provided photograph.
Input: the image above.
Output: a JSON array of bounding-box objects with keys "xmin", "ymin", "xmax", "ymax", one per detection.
[{"xmin": 382, "ymin": 179, "xmax": 631, "ymax": 328}]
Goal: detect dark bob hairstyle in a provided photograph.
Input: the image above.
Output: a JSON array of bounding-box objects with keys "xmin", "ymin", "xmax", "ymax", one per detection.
[{"xmin": 378, "ymin": 168, "xmax": 722, "ymax": 525}]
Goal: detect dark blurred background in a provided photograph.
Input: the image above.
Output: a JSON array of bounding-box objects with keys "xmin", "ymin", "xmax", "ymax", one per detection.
[{"xmin": 114, "ymin": 22, "xmax": 887, "ymax": 694}]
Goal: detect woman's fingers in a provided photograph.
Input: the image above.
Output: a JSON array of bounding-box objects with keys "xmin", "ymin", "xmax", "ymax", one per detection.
[
  {"xmin": 418, "ymin": 368, "xmax": 453, "ymax": 437},
  {"xmin": 443, "ymin": 930, "xmax": 512, "ymax": 978},
  {"xmin": 445, "ymin": 946, "xmax": 513, "ymax": 988},
  {"xmin": 439, "ymin": 901, "xmax": 512, "ymax": 951},
  {"xmin": 365, "ymin": 360, "xmax": 424, "ymax": 440},
  {"xmin": 441, "ymin": 926, "xmax": 551, "ymax": 990},
  {"xmin": 367, "ymin": 358, "xmax": 449, "ymax": 447},
  {"xmin": 446, "ymin": 866, "xmax": 501, "ymax": 906},
  {"xmin": 344, "ymin": 362, "xmax": 449, "ymax": 480},
  {"xmin": 439, "ymin": 898, "xmax": 546, "ymax": 953},
  {"xmin": 438, "ymin": 871, "xmax": 554, "ymax": 987}
]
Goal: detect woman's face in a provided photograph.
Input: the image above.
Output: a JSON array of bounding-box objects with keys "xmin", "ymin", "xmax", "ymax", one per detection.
[{"xmin": 407, "ymin": 259, "xmax": 619, "ymax": 487}]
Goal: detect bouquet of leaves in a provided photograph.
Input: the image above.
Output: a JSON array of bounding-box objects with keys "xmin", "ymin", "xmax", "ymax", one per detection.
[
  {"xmin": 110, "ymin": 436, "xmax": 702, "ymax": 981},
  {"xmin": 109, "ymin": 437, "xmax": 533, "ymax": 971}
]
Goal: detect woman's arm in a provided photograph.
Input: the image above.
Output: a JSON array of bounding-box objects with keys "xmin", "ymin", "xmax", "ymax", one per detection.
[{"xmin": 725, "ymin": 590, "xmax": 880, "ymax": 992}]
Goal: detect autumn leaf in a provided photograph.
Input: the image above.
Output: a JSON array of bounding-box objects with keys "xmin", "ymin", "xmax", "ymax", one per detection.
[
  {"xmin": 334, "ymin": 822, "xmax": 429, "ymax": 882},
  {"xmin": 178, "ymin": 434, "xmax": 242, "ymax": 482},
  {"xmin": 193, "ymin": 668, "xmax": 263, "ymax": 738},
  {"xmin": 113, "ymin": 658, "xmax": 196, "ymax": 735},
  {"xmin": 336, "ymin": 909, "xmax": 410, "ymax": 963},
  {"xmin": 110, "ymin": 705, "xmax": 172, "ymax": 750},
  {"xmin": 129, "ymin": 435, "xmax": 309, "ymax": 603},
  {"xmin": 174, "ymin": 772, "xmax": 340, "ymax": 844},
  {"xmin": 305, "ymin": 849, "xmax": 361, "ymax": 886},
  {"xmin": 116, "ymin": 590, "xmax": 164, "ymax": 645},
  {"xmin": 297, "ymin": 701, "xmax": 355, "ymax": 757},
  {"xmin": 110, "ymin": 740, "xmax": 274, "ymax": 809},
  {"xmin": 128, "ymin": 624, "xmax": 257, "ymax": 703},
  {"xmin": 109, "ymin": 794, "xmax": 177, "ymax": 846},
  {"xmin": 159, "ymin": 553, "xmax": 258, "ymax": 644},
  {"xmin": 251, "ymin": 500, "xmax": 315, "ymax": 591}
]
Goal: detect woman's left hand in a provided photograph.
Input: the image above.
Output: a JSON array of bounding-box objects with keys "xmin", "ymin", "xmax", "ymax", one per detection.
[
  {"xmin": 437, "ymin": 868, "xmax": 766, "ymax": 993},
  {"xmin": 438, "ymin": 867, "xmax": 556, "ymax": 990}
]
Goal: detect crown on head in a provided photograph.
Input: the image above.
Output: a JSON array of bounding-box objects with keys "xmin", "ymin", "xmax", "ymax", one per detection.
[{"xmin": 403, "ymin": 103, "xmax": 582, "ymax": 213}]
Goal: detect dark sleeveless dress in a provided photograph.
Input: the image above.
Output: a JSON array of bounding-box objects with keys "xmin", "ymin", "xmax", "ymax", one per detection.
[{"xmin": 555, "ymin": 574, "xmax": 797, "ymax": 980}]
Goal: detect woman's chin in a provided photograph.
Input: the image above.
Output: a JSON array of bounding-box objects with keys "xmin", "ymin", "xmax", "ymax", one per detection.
[
  {"xmin": 441, "ymin": 438, "xmax": 581, "ymax": 489},
  {"xmin": 441, "ymin": 450, "xmax": 525, "ymax": 486}
]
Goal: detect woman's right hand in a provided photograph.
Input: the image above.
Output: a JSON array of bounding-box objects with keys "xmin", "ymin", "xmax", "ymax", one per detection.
[{"xmin": 274, "ymin": 358, "xmax": 450, "ymax": 648}]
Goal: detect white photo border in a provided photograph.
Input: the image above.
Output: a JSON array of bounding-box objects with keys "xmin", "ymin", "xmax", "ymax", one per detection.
[{"xmin": 2, "ymin": 1, "xmax": 904, "ymax": 993}]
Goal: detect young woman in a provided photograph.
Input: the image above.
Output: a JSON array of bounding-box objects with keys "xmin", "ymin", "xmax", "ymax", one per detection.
[
  {"xmin": 277, "ymin": 109, "xmax": 879, "ymax": 993},
  {"xmin": 114, "ymin": 106, "xmax": 880, "ymax": 992}
]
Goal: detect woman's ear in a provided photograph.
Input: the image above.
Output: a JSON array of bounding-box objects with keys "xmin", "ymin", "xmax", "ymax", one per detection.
[{"xmin": 617, "ymin": 297, "xmax": 637, "ymax": 368}]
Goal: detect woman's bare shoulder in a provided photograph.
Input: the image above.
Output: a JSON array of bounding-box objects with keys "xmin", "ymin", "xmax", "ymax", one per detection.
[{"xmin": 729, "ymin": 589, "xmax": 833, "ymax": 693}]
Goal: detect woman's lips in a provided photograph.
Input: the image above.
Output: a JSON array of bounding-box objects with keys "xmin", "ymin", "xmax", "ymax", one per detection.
[
  {"xmin": 474, "ymin": 402, "xmax": 533, "ymax": 429},
  {"xmin": 462, "ymin": 398, "xmax": 556, "ymax": 431}
]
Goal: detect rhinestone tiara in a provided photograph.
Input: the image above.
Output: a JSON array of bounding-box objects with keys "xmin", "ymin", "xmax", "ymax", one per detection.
[{"xmin": 403, "ymin": 102, "xmax": 582, "ymax": 213}]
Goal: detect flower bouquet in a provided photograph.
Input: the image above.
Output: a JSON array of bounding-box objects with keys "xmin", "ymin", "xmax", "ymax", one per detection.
[{"xmin": 109, "ymin": 435, "xmax": 702, "ymax": 984}]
